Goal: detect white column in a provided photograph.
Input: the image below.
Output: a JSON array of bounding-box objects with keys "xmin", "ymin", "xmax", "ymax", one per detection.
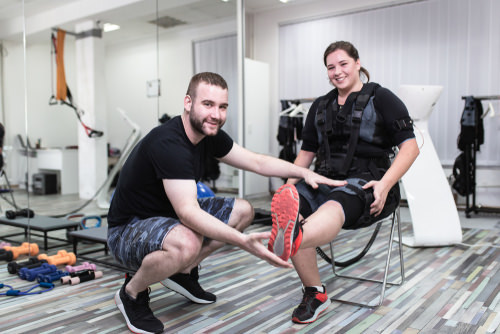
[{"xmin": 75, "ymin": 21, "xmax": 107, "ymax": 199}]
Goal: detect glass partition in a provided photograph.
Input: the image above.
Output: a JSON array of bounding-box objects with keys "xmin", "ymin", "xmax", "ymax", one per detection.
[{"xmin": 0, "ymin": 0, "xmax": 239, "ymax": 249}]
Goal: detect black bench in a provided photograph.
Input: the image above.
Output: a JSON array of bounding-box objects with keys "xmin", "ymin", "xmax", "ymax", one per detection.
[
  {"xmin": 70, "ymin": 226, "xmax": 131, "ymax": 272},
  {"xmin": 0, "ymin": 215, "xmax": 79, "ymax": 250}
]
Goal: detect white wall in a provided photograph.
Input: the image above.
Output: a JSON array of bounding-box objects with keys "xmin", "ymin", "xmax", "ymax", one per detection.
[
  {"xmin": 251, "ymin": 0, "xmax": 417, "ymax": 190},
  {"xmin": 105, "ymin": 19, "xmax": 236, "ymax": 150},
  {"xmin": 250, "ymin": 0, "xmax": 500, "ymax": 208}
]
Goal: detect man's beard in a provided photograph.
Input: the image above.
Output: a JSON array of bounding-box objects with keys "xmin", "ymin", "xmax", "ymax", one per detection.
[{"xmin": 189, "ymin": 106, "xmax": 224, "ymax": 136}]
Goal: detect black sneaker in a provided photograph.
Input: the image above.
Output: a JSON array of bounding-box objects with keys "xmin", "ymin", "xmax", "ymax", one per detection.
[
  {"xmin": 292, "ymin": 286, "xmax": 331, "ymax": 324},
  {"xmin": 160, "ymin": 267, "xmax": 216, "ymax": 304},
  {"xmin": 114, "ymin": 275, "xmax": 164, "ymax": 334}
]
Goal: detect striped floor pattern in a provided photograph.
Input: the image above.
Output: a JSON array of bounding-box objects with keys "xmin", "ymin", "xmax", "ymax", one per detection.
[{"xmin": 0, "ymin": 212, "xmax": 499, "ymax": 333}]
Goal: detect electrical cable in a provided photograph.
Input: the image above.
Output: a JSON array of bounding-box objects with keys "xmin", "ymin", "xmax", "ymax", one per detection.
[
  {"xmin": 316, "ymin": 221, "xmax": 382, "ymax": 267},
  {"xmin": 48, "ymin": 129, "xmax": 136, "ymax": 218}
]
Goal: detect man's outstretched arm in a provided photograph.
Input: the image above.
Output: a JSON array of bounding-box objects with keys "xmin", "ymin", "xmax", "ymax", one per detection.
[
  {"xmin": 163, "ymin": 178, "xmax": 293, "ymax": 268},
  {"xmin": 219, "ymin": 143, "xmax": 346, "ymax": 189}
]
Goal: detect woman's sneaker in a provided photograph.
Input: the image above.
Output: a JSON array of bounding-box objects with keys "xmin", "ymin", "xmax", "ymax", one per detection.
[
  {"xmin": 161, "ymin": 267, "xmax": 216, "ymax": 304},
  {"xmin": 114, "ymin": 275, "xmax": 164, "ymax": 334},
  {"xmin": 268, "ymin": 184, "xmax": 302, "ymax": 261},
  {"xmin": 292, "ymin": 285, "xmax": 331, "ymax": 324}
]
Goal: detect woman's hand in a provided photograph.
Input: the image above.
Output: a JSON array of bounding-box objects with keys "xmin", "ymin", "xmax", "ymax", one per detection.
[{"xmin": 362, "ymin": 180, "xmax": 390, "ymax": 216}]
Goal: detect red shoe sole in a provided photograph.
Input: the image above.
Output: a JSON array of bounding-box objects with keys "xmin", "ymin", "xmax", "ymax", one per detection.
[{"xmin": 268, "ymin": 184, "xmax": 300, "ymax": 261}]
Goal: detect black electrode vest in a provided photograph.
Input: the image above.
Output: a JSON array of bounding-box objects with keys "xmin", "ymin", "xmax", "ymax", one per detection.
[
  {"xmin": 314, "ymin": 83, "xmax": 404, "ymax": 227},
  {"xmin": 314, "ymin": 82, "xmax": 394, "ymax": 180}
]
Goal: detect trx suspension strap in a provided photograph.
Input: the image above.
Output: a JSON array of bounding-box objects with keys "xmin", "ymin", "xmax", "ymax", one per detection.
[{"xmin": 49, "ymin": 29, "xmax": 103, "ymax": 138}]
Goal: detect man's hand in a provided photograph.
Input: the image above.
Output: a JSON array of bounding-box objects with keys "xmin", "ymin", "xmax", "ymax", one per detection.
[
  {"xmin": 303, "ymin": 170, "xmax": 347, "ymax": 189},
  {"xmin": 242, "ymin": 232, "xmax": 293, "ymax": 268}
]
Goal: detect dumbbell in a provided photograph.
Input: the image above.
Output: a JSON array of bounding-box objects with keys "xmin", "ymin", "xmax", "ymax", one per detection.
[
  {"xmin": 19, "ymin": 263, "xmax": 57, "ymax": 281},
  {"xmin": 61, "ymin": 269, "xmax": 95, "ymax": 284},
  {"xmin": 66, "ymin": 262, "xmax": 96, "ymax": 273},
  {"xmin": 37, "ymin": 270, "xmax": 69, "ymax": 283},
  {"xmin": 5, "ymin": 208, "xmax": 35, "ymax": 219},
  {"xmin": 0, "ymin": 242, "xmax": 39, "ymax": 261},
  {"xmin": 0, "ymin": 242, "xmax": 11, "ymax": 248},
  {"xmin": 68, "ymin": 270, "xmax": 103, "ymax": 285},
  {"xmin": 38, "ymin": 250, "xmax": 76, "ymax": 266},
  {"xmin": 7, "ymin": 257, "xmax": 47, "ymax": 274}
]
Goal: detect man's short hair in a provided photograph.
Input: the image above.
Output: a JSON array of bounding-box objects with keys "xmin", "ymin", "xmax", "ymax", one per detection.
[{"xmin": 186, "ymin": 72, "xmax": 228, "ymax": 100}]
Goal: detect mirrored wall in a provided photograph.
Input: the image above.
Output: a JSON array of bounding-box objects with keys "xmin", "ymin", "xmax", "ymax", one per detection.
[{"xmin": 0, "ymin": 0, "xmax": 244, "ymax": 249}]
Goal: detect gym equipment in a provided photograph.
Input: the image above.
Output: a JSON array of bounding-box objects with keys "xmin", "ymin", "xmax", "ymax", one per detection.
[
  {"xmin": 61, "ymin": 269, "xmax": 94, "ymax": 284},
  {"xmin": 66, "ymin": 262, "xmax": 96, "ymax": 273},
  {"xmin": 38, "ymin": 250, "xmax": 77, "ymax": 266},
  {"xmin": 79, "ymin": 216, "xmax": 101, "ymax": 229},
  {"xmin": 5, "ymin": 208, "xmax": 35, "ymax": 219},
  {"xmin": 8, "ymin": 257, "xmax": 47, "ymax": 275},
  {"xmin": 0, "ymin": 282, "xmax": 54, "ymax": 296},
  {"xmin": 0, "ymin": 242, "xmax": 39, "ymax": 261},
  {"xmin": 69, "ymin": 270, "xmax": 103, "ymax": 285},
  {"xmin": 19, "ymin": 263, "xmax": 57, "ymax": 281},
  {"xmin": 49, "ymin": 29, "xmax": 103, "ymax": 138},
  {"xmin": 0, "ymin": 215, "xmax": 80, "ymax": 250},
  {"xmin": 397, "ymin": 85, "xmax": 462, "ymax": 247},
  {"xmin": 69, "ymin": 226, "xmax": 131, "ymax": 272},
  {"xmin": 0, "ymin": 242, "xmax": 11, "ymax": 248},
  {"xmin": 37, "ymin": 270, "xmax": 69, "ymax": 283},
  {"xmin": 454, "ymin": 95, "xmax": 500, "ymax": 217},
  {"xmin": 197, "ymin": 182, "xmax": 215, "ymax": 198}
]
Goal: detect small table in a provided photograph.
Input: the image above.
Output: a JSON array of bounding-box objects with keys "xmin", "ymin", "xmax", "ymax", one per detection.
[{"xmin": 0, "ymin": 215, "xmax": 79, "ymax": 250}]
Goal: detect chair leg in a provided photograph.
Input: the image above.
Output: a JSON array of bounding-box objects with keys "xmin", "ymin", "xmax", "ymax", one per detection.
[
  {"xmin": 328, "ymin": 208, "xmax": 404, "ymax": 308},
  {"xmin": 396, "ymin": 207, "xmax": 405, "ymax": 284}
]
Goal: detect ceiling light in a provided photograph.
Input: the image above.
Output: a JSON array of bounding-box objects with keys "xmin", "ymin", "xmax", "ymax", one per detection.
[{"xmin": 103, "ymin": 23, "xmax": 120, "ymax": 32}]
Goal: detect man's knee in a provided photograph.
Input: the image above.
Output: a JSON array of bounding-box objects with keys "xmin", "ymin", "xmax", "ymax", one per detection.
[
  {"xmin": 229, "ymin": 198, "xmax": 253, "ymax": 230},
  {"xmin": 163, "ymin": 226, "xmax": 203, "ymax": 264}
]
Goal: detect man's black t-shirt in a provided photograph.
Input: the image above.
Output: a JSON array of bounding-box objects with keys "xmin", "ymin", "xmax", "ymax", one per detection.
[{"xmin": 107, "ymin": 116, "xmax": 233, "ymax": 227}]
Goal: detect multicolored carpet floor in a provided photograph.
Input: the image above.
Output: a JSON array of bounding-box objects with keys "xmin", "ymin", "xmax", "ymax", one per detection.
[{"xmin": 0, "ymin": 217, "xmax": 499, "ymax": 333}]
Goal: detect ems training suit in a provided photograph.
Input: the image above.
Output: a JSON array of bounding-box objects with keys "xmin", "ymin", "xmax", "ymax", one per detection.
[
  {"xmin": 296, "ymin": 83, "xmax": 415, "ymax": 229},
  {"xmin": 107, "ymin": 116, "xmax": 235, "ymax": 269}
]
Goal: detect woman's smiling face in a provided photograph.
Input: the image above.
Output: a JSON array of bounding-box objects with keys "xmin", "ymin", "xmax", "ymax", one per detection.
[{"xmin": 325, "ymin": 48, "xmax": 361, "ymax": 95}]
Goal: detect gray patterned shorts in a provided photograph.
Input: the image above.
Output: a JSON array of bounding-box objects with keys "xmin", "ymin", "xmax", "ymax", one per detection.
[{"xmin": 107, "ymin": 196, "xmax": 235, "ymax": 270}]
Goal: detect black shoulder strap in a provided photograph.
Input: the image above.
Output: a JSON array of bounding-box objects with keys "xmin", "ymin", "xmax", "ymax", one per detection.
[
  {"xmin": 316, "ymin": 99, "xmax": 331, "ymax": 171},
  {"xmin": 339, "ymin": 83, "xmax": 380, "ymax": 175}
]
